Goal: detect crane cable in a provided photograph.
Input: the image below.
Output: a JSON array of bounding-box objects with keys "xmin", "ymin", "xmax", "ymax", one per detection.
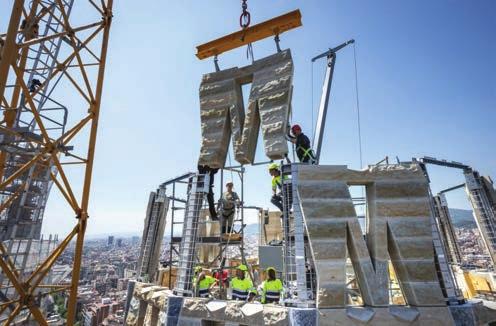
[
  {"xmin": 239, "ymin": 0, "xmax": 254, "ymax": 62},
  {"xmin": 227, "ymin": 146, "xmax": 234, "ymax": 182},
  {"xmin": 352, "ymin": 42, "xmax": 364, "ymax": 169},
  {"xmin": 309, "ymin": 42, "xmax": 364, "ymax": 170}
]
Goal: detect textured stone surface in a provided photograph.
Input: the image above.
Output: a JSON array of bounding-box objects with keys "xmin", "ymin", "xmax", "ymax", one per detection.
[
  {"xmin": 198, "ymin": 50, "xmax": 293, "ymax": 168},
  {"xmin": 319, "ymin": 307, "xmax": 455, "ymax": 325},
  {"xmin": 125, "ymin": 283, "xmax": 495, "ymax": 325},
  {"xmin": 346, "ymin": 307, "xmax": 376, "ymax": 322},
  {"xmin": 125, "ymin": 296, "xmax": 140, "ymax": 326},
  {"xmin": 289, "ymin": 308, "xmax": 317, "ymax": 326},
  {"xmin": 389, "ymin": 306, "xmax": 420, "ymax": 322},
  {"xmin": 297, "ymin": 163, "xmax": 445, "ymax": 308},
  {"xmin": 165, "ymin": 296, "xmax": 184, "ymax": 326},
  {"xmin": 206, "ymin": 300, "xmax": 227, "ymax": 312},
  {"xmin": 241, "ymin": 303, "xmax": 264, "ymax": 317}
]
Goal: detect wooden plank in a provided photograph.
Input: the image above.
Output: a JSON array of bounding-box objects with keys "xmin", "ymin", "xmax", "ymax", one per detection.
[{"xmin": 196, "ymin": 9, "xmax": 302, "ymax": 60}]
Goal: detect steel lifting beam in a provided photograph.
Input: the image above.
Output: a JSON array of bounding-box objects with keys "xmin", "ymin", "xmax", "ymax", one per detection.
[{"xmin": 196, "ymin": 10, "xmax": 302, "ymax": 59}]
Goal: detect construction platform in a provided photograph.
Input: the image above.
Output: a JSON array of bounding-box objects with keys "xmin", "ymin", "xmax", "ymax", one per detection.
[{"xmin": 125, "ymin": 282, "xmax": 496, "ymax": 326}]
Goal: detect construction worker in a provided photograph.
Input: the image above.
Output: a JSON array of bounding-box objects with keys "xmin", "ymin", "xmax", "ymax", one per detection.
[
  {"xmin": 260, "ymin": 267, "xmax": 283, "ymax": 304},
  {"xmin": 268, "ymin": 163, "xmax": 284, "ymax": 211},
  {"xmin": 197, "ymin": 164, "xmax": 219, "ymax": 220},
  {"xmin": 287, "ymin": 124, "xmax": 316, "ymax": 164},
  {"xmin": 220, "ymin": 182, "xmax": 240, "ymax": 235},
  {"xmin": 230, "ymin": 264, "xmax": 256, "ymax": 302},
  {"xmin": 193, "ymin": 266, "xmax": 217, "ymax": 298}
]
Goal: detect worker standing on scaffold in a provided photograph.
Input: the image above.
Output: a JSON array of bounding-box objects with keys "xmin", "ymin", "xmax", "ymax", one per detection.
[
  {"xmin": 220, "ymin": 181, "xmax": 240, "ymax": 237},
  {"xmin": 287, "ymin": 124, "xmax": 316, "ymax": 164}
]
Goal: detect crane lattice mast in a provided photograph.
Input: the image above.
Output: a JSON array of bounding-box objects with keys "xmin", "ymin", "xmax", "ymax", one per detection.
[{"xmin": 0, "ymin": 0, "xmax": 113, "ymax": 324}]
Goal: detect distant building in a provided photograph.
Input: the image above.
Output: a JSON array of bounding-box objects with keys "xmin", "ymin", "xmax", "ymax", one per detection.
[
  {"xmin": 124, "ymin": 268, "xmax": 137, "ymax": 279},
  {"xmin": 116, "ymin": 238, "xmax": 123, "ymax": 247},
  {"xmin": 107, "ymin": 236, "xmax": 114, "ymax": 246}
]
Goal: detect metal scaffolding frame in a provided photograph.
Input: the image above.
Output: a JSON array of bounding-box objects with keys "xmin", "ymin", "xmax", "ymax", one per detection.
[
  {"xmin": 160, "ymin": 167, "xmax": 250, "ymax": 296},
  {"xmin": 0, "ymin": 0, "xmax": 114, "ymax": 324},
  {"xmin": 280, "ymin": 163, "xmax": 316, "ymax": 307},
  {"xmin": 0, "ymin": 0, "xmax": 73, "ymax": 243},
  {"xmin": 417, "ymin": 156, "xmax": 496, "ymax": 269}
]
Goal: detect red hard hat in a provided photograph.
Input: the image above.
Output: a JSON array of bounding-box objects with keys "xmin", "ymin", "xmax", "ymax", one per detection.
[{"xmin": 291, "ymin": 124, "xmax": 301, "ymax": 133}]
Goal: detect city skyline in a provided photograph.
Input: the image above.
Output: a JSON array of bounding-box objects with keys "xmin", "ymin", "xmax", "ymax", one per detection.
[{"xmin": 1, "ymin": 1, "xmax": 494, "ymax": 237}]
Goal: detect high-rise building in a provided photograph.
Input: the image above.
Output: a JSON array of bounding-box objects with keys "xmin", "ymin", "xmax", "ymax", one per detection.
[{"xmin": 107, "ymin": 236, "xmax": 114, "ymax": 247}]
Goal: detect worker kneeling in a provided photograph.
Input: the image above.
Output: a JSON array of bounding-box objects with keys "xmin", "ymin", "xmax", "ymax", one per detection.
[
  {"xmin": 230, "ymin": 264, "xmax": 256, "ymax": 302},
  {"xmin": 194, "ymin": 266, "xmax": 217, "ymax": 298},
  {"xmin": 260, "ymin": 267, "xmax": 283, "ymax": 304}
]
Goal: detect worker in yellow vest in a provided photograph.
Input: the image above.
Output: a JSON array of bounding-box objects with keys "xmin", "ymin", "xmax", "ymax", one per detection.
[
  {"xmin": 230, "ymin": 264, "xmax": 256, "ymax": 302},
  {"xmin": 193, "ymin": 266, "xmax": 217, "ymax": 298},
  {"xmin": 260, "ymin": 267, "xmax": 283, "ymax": 304},
  {"xmin": 268, "ymin": 163, "xmax": 284, "ymax": 212}
]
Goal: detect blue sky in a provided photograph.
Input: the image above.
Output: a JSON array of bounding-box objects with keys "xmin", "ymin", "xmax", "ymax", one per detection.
[{"xmin": 1, "ymin": 1, "xmax": 495, "ymax": 236}]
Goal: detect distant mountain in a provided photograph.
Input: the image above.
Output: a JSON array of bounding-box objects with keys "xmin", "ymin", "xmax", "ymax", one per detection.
[{"xmin": 449, "ymin": 208, "xmax": 477, "ymax": 229}]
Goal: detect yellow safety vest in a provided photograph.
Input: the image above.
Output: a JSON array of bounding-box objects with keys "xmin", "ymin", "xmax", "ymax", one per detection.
[
  {"xmin": 230, "ymin": 277, "xmax": 255, "ymax": 301},
  {"xmin": 262, "ymin": 279, "xmax": 283, "ymax": 304},
  {"xmin": 272, "ymin": 175, "xmax": 281, "ymax": 191},
  {"xmin": 194, "ymin": 275, "xmax": 216, "ymax": 298},
  {"xmin": 297, "ymin": 145, "xmax": 314, "ymax": 160}
]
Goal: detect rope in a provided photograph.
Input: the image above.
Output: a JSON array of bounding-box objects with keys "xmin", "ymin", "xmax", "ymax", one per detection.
[
  {"xmin": 227, "ymin": 147, "xmax": 234, "ymax": 182},
  {"xmin": 353, "ymin": 42, "xmax": 364, "ymax": 170}
]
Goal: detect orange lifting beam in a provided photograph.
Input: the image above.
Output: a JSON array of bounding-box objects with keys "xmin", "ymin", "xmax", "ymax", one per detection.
[{"xmin": 196, "ymin": 9, "xmax": 302, "ymax": 60}]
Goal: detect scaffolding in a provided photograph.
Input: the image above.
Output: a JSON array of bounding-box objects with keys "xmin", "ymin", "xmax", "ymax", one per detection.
[
  {"xmin": 280, "ymin": 163, "xmax": 316, "ymax": 307},
  {"xmin": 418, "ymin": 156, "xmax": 496, "ymax": 269},
  {"xmin": 160, "ymin": 166, "xmax": 250, "ymax": 296}
]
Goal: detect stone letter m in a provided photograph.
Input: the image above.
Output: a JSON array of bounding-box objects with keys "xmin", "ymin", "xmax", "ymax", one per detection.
[
  {"xmin": 198, "ymin": 50, "xmax": 293, "ymax": 168},
  {"xmin": 297, "ymin": 164, "xmax": 446, "ymax": 308}
]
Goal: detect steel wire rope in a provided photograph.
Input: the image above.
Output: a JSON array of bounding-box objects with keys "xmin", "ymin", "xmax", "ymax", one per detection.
[
  {"xmin": 352, "ymin": 42, "xmax": 367, "ymax": 221},
  {"xmin": 352, "ymin": 42, "xmax": 364, "ymax": 170}
]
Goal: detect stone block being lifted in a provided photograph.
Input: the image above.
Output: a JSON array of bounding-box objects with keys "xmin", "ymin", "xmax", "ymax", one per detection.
[{"xmin": 198, "ymin": 50, "xmax": 293, "ymax": 168}]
